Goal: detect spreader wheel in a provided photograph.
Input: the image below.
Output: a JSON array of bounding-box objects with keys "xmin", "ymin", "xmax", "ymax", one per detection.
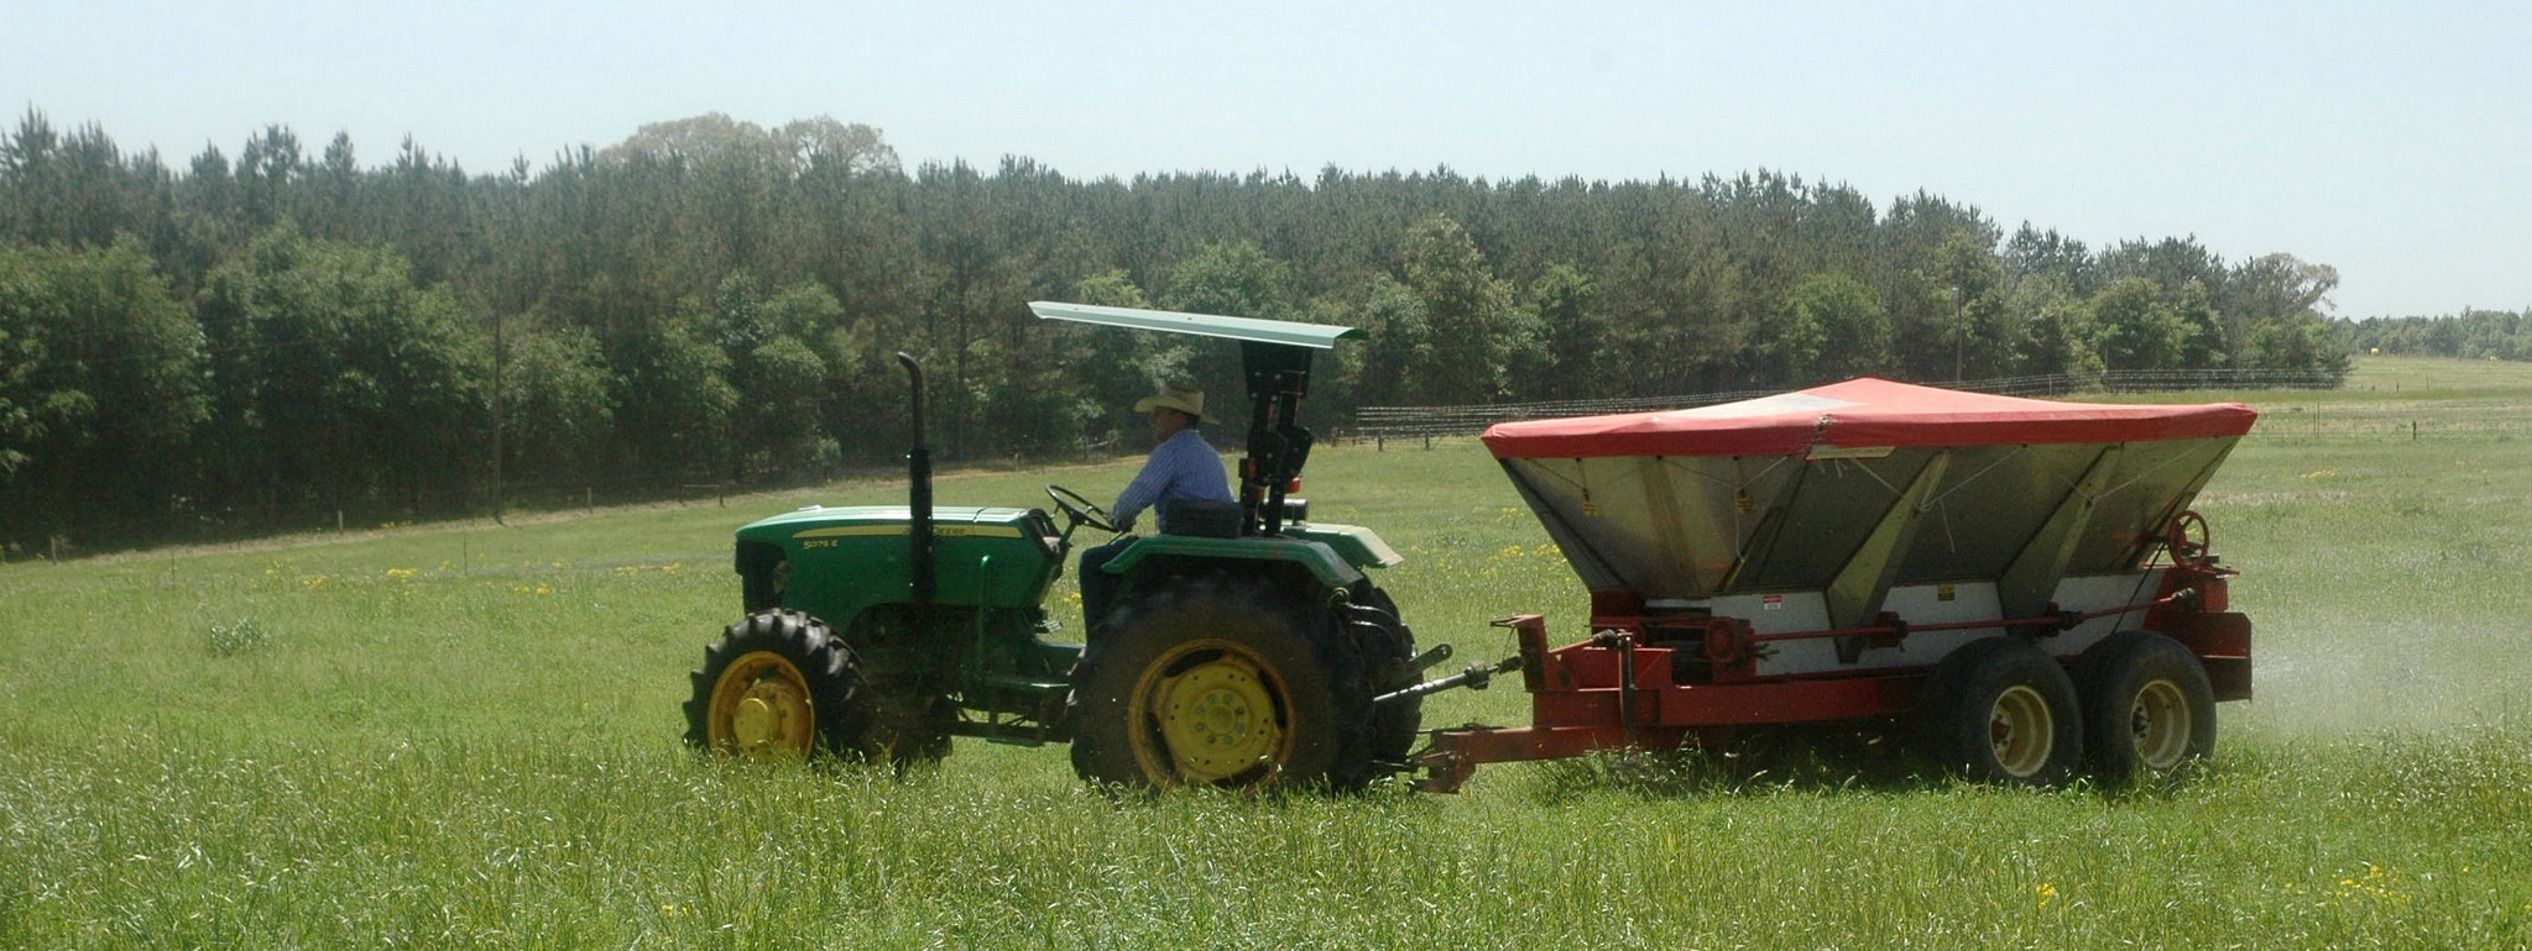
[
  {"xmin": 1914, "ymin": 637, "xmax": 2083, "ymax": 786},
  {"xmin": 684, "ymin": 611, "xmax": 874, "ymax": 761},
  {"xmin": 1070, "ymin": 576, "xmax": 1369, "ymax": 792},
  {"xmin": 2075, "ymin": 631, "xmax": 2217, "ymax": 782}
]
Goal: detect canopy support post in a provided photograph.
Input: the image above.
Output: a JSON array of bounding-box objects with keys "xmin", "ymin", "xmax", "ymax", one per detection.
[
  {"xmin": 1823, "ymin": 452, "xmax": 1952, "ymax": 644},
  {"xmin": 1997, "ymin": 445, "xmax": 2123, "ymax": 620}
]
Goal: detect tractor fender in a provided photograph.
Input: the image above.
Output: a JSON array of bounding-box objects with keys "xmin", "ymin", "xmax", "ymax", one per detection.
[{"xmin": 1100, "ymin": 534, "xmax": 1366, "ymax": 589}]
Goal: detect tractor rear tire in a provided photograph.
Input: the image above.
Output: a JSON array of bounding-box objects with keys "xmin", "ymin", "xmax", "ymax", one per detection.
[
  {"xmin": 1913, "ymin": 637, "xmax": 2082, "ymax": 787},
  {"xmin": 1070, "ymin": 575, "xmax": 1373, "ymax": 792},
  {"xmin": 2075, "ymin": 631, "xmax": 2217, "ymax": 783},
  {"xmin": 1349, "ymin": 584, "xmax": 1423, "ymax": 763},
  {"xmin": 684, "ymin": 611, "xmax": 875, "ymax": 761}
]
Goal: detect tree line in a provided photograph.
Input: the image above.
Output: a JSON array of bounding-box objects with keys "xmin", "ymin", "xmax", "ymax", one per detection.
[
  {"xmin": 2334, "ymin": 310, "xmax": 2532, "ymax": 362},
  {"xmin": 0, "ymin": 110, "xmax": 2351, "ymax": 553}
]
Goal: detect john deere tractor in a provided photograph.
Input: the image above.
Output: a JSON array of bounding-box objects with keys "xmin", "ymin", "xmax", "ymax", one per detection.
[{"xmin": 682, "ymin": 302, "xmax": 1432, "ymax": 790}]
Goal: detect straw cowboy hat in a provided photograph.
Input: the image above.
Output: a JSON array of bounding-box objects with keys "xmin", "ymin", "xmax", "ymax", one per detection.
[{"xmin": 1133, "ymin": 382, "xmax": 1205, "ymax": 421}]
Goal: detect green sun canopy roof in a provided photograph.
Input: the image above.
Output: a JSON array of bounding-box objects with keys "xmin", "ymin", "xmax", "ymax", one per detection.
[{"xmin": 1028, "ymin": 301, "xmax": 1363, "ymax": 350}]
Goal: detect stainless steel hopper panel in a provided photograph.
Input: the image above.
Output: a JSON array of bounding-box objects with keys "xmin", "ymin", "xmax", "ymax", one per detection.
[{"xmin": 1501, "ymin": 435, "xmax": 2241, "ymax": 618}]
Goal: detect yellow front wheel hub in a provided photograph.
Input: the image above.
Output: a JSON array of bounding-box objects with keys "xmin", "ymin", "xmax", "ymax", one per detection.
[
  {"xmin": 1129, "ymin": 640, "xmax": 1293, "ymax": 786},
  {"xmin": 707, "ymin": 650, "xmax": 816, "ymax": 758}
]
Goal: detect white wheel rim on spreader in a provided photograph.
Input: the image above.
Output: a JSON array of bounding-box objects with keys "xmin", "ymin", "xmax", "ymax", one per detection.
[
  {"xmin": 2131, "ymin": 679, "xmax": 2193, "ymax": 770},
  {"xmin": 1989, "ymin": 685, "xmax": 2054, "ymax": 778}
]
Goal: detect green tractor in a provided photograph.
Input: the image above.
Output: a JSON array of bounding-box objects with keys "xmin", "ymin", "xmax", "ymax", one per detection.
[{"xmin": 682, "ymin": 303, "xmax": 1434, "ymax": 790}]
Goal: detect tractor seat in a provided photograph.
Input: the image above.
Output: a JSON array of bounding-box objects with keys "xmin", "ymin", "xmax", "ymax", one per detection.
[{"xmin": 1161, "ymin": 499, "xmax": 1242, "ymax": 538}]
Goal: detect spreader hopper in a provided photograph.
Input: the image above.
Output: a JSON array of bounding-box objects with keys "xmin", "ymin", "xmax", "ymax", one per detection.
[{"xmin": 1486, "ymin": 378, "xmax": 2254, "ymax": 666}]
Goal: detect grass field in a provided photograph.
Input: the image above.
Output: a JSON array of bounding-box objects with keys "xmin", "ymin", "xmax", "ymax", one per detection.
[{"xmin": 6, "ymin": 357, "xmax": 2531, "ymax": 948}]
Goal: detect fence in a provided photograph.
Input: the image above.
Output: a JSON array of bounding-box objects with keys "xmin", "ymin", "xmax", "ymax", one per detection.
[{"xmin": 1353, "ymin": 369, "xmax": 2348, "ymax": 443}]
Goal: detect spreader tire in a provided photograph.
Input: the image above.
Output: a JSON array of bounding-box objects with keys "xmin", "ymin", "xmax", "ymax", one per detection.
[
  {"xmin": 1914, "ymin": 637, "xmax": 2083, "ymax": 786},
  {"xmin": 2075, "ymin": 631, "xmax": 2217, "ymax": 783},
  {"xmin": 684, "ymin": 611, "xmax": 875, "ymax": 761},
  {"xmin": 1070, "ymin": 575, "xmax": 1370, "ymax": 792}
]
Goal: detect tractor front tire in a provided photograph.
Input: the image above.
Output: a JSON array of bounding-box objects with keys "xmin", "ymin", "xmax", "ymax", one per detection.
[
  {"xmin": 1913, "ymin": 637, "xmax": 2083, "ymax": 786},
  {"xmin": 1070, "ymin": 576, "xmax": 1371, "ymax": 792},
  {"xmin": 684, "ymin": 611, "xmax": 874, "ymax": 761},
  {"xmin": 2075, "ymin": 631, "xmax": 2217, "ymax": 783}
]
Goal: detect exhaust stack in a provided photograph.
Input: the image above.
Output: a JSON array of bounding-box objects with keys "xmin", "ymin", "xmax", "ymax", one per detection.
[{"xmin": 897, "ymin": 352, "xmax": 934, "ymax": 608}]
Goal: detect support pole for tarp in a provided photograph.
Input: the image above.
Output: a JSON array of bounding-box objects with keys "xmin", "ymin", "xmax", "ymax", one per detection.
[
  {"xmin": 1823, "ymin": 451, "xmax": 1951, "ymax": 633},
  {"xmin": 1996, "ymin": 445, "xmax": 2122, "ymax": 620}
]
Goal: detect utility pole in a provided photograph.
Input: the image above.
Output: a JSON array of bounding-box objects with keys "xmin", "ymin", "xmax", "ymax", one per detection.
[
  {"xmin": 1953, "ymin": 282, "xmax": 1965, "ymax": 383},
  {"xmin": 490, "ymin": 306, "xmax": 506, "ymax": 526}
]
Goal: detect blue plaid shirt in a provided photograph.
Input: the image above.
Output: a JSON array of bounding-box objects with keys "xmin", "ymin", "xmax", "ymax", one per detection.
[{"xmin": 1112, "ymin": 428, "xmax": 1233, "ymax": 532}]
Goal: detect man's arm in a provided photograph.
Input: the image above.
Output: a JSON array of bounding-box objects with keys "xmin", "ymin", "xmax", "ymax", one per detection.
[
  {"xmin": 1109, "ymin": 451, "xmax": 1175, "ymax": 532},
  {"xmin": 1111, "ymin": 432, "xmax": 1215, "ymax": 532}
]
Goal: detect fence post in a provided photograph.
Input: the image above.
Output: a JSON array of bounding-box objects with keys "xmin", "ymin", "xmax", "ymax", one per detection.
[
  {"xmin": 586, "ymin": 487, "xmax": 594, "ymax": 510},
  {"xmin": 2412, "ymin": 420, "xmax": 2418, "ymax": 442}
]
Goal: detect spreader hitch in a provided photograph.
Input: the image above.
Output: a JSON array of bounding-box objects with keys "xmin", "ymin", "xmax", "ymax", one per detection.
[{"xmin": 1375, "ymin": 655, "xmax": 1523, "ymax": 706}]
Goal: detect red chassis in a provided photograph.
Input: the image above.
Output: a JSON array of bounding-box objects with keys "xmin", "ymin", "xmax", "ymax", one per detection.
[{"xmin": 1408, "ymin": 559, "xmax": 2250, "ymax": 793}]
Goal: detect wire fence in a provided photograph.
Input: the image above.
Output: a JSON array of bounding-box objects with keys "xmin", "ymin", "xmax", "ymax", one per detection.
[{"xmin": 1351, "ymin": 369, "xmax": 2351, "ymax": 443}]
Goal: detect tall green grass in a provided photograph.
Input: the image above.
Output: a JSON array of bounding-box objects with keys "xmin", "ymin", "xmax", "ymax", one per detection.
[{"xmin": 5, "ymin": 358, "xmax": 2531, "ymax": 947}]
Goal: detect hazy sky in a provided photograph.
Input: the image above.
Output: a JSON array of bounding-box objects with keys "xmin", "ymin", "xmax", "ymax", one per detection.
[{"xmin": 6, "ymin": 0, "xmax": 2527, "ymax": 318}]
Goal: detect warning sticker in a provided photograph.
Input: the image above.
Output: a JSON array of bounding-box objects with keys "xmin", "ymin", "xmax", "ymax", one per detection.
[
  {"xmin": 1761, "ymin": 594, "xmax": 1783, "ymax": 611},
  {"xmin": 1937, "ymin": 584, "xmax": 1956, "ymax": 602}
]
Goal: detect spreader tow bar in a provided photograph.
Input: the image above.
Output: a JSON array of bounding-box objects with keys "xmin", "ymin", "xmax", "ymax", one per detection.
[{"xmin": 1375, "ymin": 654, "xmax": 1523, "ymax": 706}]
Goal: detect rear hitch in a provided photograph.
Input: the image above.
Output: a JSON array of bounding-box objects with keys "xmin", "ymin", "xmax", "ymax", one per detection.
[{"xmin": 1407, "ymin": 643, "xmax": 1453, "ymax": 673}]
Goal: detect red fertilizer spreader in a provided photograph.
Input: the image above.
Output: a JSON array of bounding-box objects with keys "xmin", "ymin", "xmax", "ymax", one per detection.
[{"xmin": 1401, "ymin": 378, "xmax": 2257, "ymax": 790}]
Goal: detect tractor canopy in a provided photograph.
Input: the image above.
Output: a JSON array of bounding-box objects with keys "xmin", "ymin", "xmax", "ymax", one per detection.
[
  {"xmin": 1481, "ymin": 378, "xmax": 2257, "ymax": 607},
  {"xmin": 1027, "ymin": 301, "xmax": 1363, "ymax": 349},
  {"xmin": 1031, "ymin": 301, "xmax": 1362, "ymax": 541}
]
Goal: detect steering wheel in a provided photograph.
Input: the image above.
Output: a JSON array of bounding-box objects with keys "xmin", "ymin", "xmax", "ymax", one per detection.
[
  {"xmin": 2164, "ymin": 509, "xmax": 2212, "ymax": 568},
  {"xmin": 1045, "ymin": 484, "xmax": 1119, "ymax": 536}
]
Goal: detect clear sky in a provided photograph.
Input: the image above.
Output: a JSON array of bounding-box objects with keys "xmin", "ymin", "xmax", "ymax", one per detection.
[{"xmin": 5, "ymin": 0, "xmax": 2526, "ymax": 318}]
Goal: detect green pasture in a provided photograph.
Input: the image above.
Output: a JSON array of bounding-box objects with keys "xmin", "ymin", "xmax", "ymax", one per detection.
[{"xmin": 5, "ymin": 358, "xmax": 2531, "ymax": 947}]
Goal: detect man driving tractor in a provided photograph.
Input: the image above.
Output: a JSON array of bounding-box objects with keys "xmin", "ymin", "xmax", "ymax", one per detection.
[{"xmin": 1075, "ymin": 381, "xmax": 1234, "ymax": 626}]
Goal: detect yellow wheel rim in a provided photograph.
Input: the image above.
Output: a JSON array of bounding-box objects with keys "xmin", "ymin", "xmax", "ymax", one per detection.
[
  {"xmin": 1127, "ymin": 639, "xmax": 1294, "ymax": 786},
  {"xmin": 706, "ymin": 650, "xmax": 816, "ymax": 758},
  {"xmin": 2130, "ymin": 679, "xmax": 2193, "ymax": 770},
  {"xmin": 1988, "ymin": 685, "xmax": 2055, "ymax": 778}
]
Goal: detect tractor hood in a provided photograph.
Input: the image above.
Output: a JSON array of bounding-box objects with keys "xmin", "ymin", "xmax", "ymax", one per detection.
[{"xmin": 736, "ymin": 505, "xmax": 1048, "ymax": 543}]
